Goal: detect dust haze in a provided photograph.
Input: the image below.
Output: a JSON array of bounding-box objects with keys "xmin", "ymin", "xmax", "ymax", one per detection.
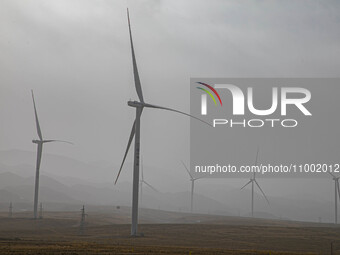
[{"xmin": 1, "ymin": 0, "xmax": 340, "ymax": 223}]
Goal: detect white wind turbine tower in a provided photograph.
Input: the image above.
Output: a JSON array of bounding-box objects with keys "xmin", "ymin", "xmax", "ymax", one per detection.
[
  {"xmin": 329, "ymin": 172, "xmax": 340, "ymax": 224},
  {"xmin": 181, "ymin": 160, "xmax": 205, "ymax": 213},
  {"xmin": 140, "ymin": 157, "xmax": 158, "ymax": 207},
  {"xmin": 8, "ymin": 202, "xmax": 13, "ymax": 218},
  {"xmin": 114, "ymin": 9, "xmax": 210, "ymax": 236},
  {"xmin": 240, "ymin": 148, "xmax": 269, "ymax": 217},
  {"xmin": 31, "ymin": 90, "xmax": 73, "ymax": 219}
]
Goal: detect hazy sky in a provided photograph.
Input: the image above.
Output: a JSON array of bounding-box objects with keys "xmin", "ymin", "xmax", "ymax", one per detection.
[{"xmin": 1, "ymin": 0, "xmax": 339, "ymax": 171}]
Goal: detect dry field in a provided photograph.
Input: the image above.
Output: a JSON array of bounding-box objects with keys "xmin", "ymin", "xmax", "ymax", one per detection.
[{"xmin": 0, "ymin": 209, "xmax": 339, "ymax": 254}]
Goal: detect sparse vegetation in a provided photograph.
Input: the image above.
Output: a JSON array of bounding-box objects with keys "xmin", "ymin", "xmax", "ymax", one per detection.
[{"xmin": 0, "ymin": 211, "xmax": 339, "ymax": 254}]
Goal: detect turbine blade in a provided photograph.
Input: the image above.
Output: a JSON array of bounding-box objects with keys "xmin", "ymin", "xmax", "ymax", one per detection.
[
  {"xmin": 337, "ymin": 180, "xmax": 340, "ymax": 201},
  {"xmin": 143, "ymin": 180, "xmax": 158, "ymax": 192},
  {"xmin": 255, "ymin": 146, "xmax": 259, "ymax": 166},
  {"xmin": 143, "ymin": 103, "xmax": 212, "ymax": 127},
  {"xmin": 181, "ymin": 160, "xmax": 193, "ymax": 179},
  {"xmin": 43, "ymin": 140, "xmax": 73, "ymax": 145},
  {"xmin": 240, "ymin": 180, "xmax": 252, "ymax": 190},
  {"xmin": 194, "ymin": 176, "xmax": 205, "ymax": 181},
  {"xmin": 329, "ymin": 171, "xmax": 336, "ymax": 179},
  {"xmin": 141, "ymin": 156, "xmax": 144, "ymax": 181},
  {"xmin": 36, "ymin": 143, "xmax": 43, "ymax": 173},
  {"xmin": 253, "ymin": 146, "xmax": 259, "ymax": 179},
  {"xmin": 115, "ymin": 120, "xmax": 136, "ymax": 184},
  {"xmin": 31, "ymin": 90, "xmax": 43, "ymax": 140},
  {"xmin": 194, "ymin": 173, "xmax": 209, "ymax": 180},
  {"xmin": 127, "ymin": 8, "xmax": 144, "ymax": 103},
  {"xmin": 254, "ymin": 179, "xmax": 269, "ymax": 204}
]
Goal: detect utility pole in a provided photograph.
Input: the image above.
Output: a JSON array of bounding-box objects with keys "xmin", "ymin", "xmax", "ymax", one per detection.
[
  {"xmin": 39, "ymin": 202, "xmax": 43, "ymax": 219},
  {"xmin": 79, "ymin": 205, "xmax": 87, "ymax": 235},
  {"xmin": 331, "ymin": 241, "xmax": 334, "ymax": 255},
  {"xmin": 8, "ymin": 202, "xmax": 12, "ymax": 218}
]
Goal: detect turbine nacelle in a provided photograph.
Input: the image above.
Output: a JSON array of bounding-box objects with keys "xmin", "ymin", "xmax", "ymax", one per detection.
[
  {"xmin": 128, "ymin": 100, "xmax": 144, "ymax": 108},
  {"xmin": 32, "ymin": 139, "xmax": 42, "ymax": 144},
  {"xmin": 329, "ymin": 172, "xmax": 340, "ymax": 181}
]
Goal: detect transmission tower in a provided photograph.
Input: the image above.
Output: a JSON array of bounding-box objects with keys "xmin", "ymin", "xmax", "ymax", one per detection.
[{"xmin": 79, "ymin": 205, "xmax": 87, "ymax": 235}]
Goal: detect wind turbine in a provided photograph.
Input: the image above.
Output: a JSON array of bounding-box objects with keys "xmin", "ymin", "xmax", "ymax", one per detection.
[
  {"xmin": 8, "ymin": 202, "xmax": 12, "ymax": 218},
  {"xmin": 39, "ymin": 202, "xmax": 43, "ymax": 219},
  {"xmin": 114, "ymin": 9, "xmax": 210, "ymax": 236},
  {"xmin": 329, "ymin": 172, "xmax": 340, "ymax": 224},
  {"xmin": 140, "ymin": 157, "xmax": 158, "ymax": 206},
  {"xmin": 240, "ymin": 148, "xmax": 269, "ymax": 217},
  {"xmin": 31, "ymin": 90, "xmax": 72, "ymax": 219},
  {"xmin": 181, "ymin": 160, "xmax": 205, "ymax": 213}
]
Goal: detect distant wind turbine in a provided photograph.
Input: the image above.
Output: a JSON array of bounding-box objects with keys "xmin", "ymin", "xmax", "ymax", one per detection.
[
  {"xmin": 39, "ymin": 202, "xmax": 43, "ymax": 219},
  {"xmin": 8, "ymin": 202, "xmax": 12, "ymax": 218},
  {"xmin": 140, "ymin": 157, "xmax": 158, "ymax": 206},
  {"xmin": 114, "ymin": 9, "xmax": 210, "ymax": 236},
  {"xmin": 31, "ymin": 90, "xmax": 73, "ymax": 219},
  {"xmin": 240, "ymin": 148, "xmax": 269, "ymax": 217},
  {"xmin": 181, "ymin": 160, "xmax": 205, "ymax": 213},
  {"xmin": 329, "ymin": 172, "xmax": 340, "ymax": 224}
]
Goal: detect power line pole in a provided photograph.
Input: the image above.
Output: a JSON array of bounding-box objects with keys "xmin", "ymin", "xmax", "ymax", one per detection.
[{"xmin": 79, "ymin": 205, "xmax": 87, "ymax": 235}]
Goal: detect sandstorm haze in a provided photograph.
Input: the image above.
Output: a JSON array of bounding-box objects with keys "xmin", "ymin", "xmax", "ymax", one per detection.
[{"xmin": 1, "ymin": 0, "xmax": 340, "ymax": 222}]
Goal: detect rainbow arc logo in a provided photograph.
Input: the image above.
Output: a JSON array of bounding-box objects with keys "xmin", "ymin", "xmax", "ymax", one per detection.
[{"xmin": 196, "ymin": 82, "xmax": 223, "ymax": 106}]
